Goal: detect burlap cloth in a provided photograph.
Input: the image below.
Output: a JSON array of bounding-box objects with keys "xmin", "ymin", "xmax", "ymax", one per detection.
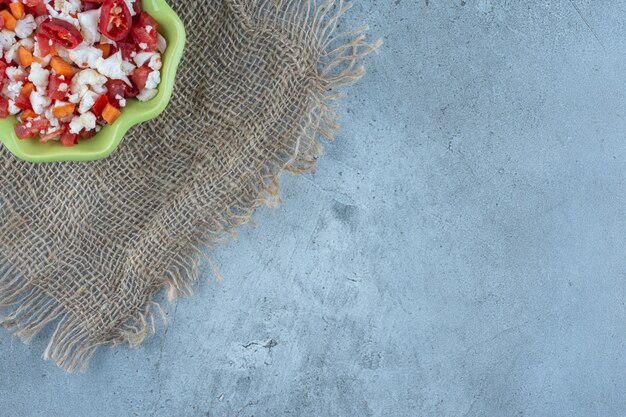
[{"xmin": 0, "ymin": 0, "xmax": 378, "ymax": 371}]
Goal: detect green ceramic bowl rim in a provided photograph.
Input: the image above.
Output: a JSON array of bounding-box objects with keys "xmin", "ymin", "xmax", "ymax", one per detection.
[{"xmin": 0, "ymin": 0, "xmax": 185, "ymax": 163}]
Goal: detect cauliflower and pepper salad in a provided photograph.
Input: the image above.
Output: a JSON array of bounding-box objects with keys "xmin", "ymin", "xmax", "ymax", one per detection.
[{"xmin": 0, "ymin": 0, "xmax": 166, "ymax": 146}]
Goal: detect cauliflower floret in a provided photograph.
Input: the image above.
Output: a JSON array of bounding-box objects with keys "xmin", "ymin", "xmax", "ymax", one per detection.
[
  {"xmin": 28, "ymin": 63, "xmax": 50, "ymax": 91},
  {"xmin": 54, "ymin": 0, "xmax": 81, "ymax": 15},
  {"xmin": 121, "ymin": 59, "xmax": 135, "ymax": 75},
  {"xmin": 137, "ymin": 88, "xmax": 157, "ymax": 102},
  {"xmin": 78, "ymin": 91, "xmax": 99, "ymax": 114},
  {"xmin": 144, "ymin": 70, "xmax": 160, "ymax": 89},
  {"xmin": 71, "ymin": 69, "xmax": 107, "ymax": 99},
  {"xmin": 123, "ymin": 0, "xmax": 137, "ymax": 16},
  {"xmin": 15, "ymin": 15, "xmax": 36, "ymax": 39},
  {"xmin": 5, "ymin": 38, "xmax": 34, "ymax": 64},
  {"xmin": 3, "ymin": 80, "xmax": 23, "ymax": 100},
  {"xmin": 69, "ymin": 111, "xmax": 96, "ymax": 134},
  {"xmin": 30, "ymin": 90, "xmax": 52, "ymax": 114},
  {"xmin": 6, "ymin": 67, "xmax": 26, "ymax": 82},
  {"xmin": 115, "ymin": 94, "xmax": 126, "ymax": 107},
  {"xmin": 46, "ymin": 3, "xmax": 80, "ymax": 28},
  {"xmin": 68, "ymin": 43, "xmax": 103, "ymax": 69},
  {"xmin": 156, "ymin": 34, "xmax": 167, "ymax": 54},
  {"xmin": 34, "ymin": 15, "xmax": 48, "ymax": 26},
  {"xmin": 44, "ymin": 108, "xmax": 60, "ymax": 130},
  {"xmin": 7, "ymin": 100, "xmax": 19, "ymax": 115},
  {"xmin": 0, "ymin": 30, "xmax": 16, "ymax": 52},
  {"xmin": 133, "ymin": 52, "xmax": 162, "ymax": 70},
  {"xmin": 77, "ymin": 9, "xmax": 101, "ymax": 45},
  {"xmin": 95, "ymin": 51, "xmax": 132, "ymax": 85},
  {"xmin": 55, "ymin": 46, "xmax": 72, "ymax": 62}
]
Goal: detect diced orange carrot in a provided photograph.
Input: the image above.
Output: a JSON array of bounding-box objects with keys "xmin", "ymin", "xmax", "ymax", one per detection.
[
  {"xmin": 52, "ymin": 104, "xmax": 76, "ymax": 118},
  {"xmin": 21, "ymin": 82, "xmax": 34, "ymax": 97},
  {"xmin": 18, "ymin": 46, "xmax": 33, "ymax": 67},
  {"xmin": 50, "ymin": 56, "xmax": 74, "ymax": 77},
  {"xmin": 94, "ymin": 43, "xmax": 111, "ymax": 58},
  {"xmin": 20, "ymin": 109, "xmax": 38, "ymax": 121},
  {"xmin": 0, "ymin": 10, "xmax": 17, "ymax": 31},
  {"xmin": 102, "ymin": 103, "xmax": 121, "ymax": 125},
  {"xmin": 9, "ymin": 2, "xmax": 24, "ymax": 20}
]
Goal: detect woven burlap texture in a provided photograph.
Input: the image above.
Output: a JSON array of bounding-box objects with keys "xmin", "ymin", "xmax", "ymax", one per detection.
[{"xmin": 0, "ymin": 0, "xmax": 379, "ymax": 371}]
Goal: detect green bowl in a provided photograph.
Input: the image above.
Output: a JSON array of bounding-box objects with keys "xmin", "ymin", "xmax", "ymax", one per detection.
[{"xmin": 0, "ymin": 0, "xmax": 185, "ymax": 162}]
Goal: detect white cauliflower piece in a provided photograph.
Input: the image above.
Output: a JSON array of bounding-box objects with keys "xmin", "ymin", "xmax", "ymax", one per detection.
[
  {"xmin": 6, "ymin": 67, "xmax": 26, "ymax": 82},
  {"xmin": 15, "ymin": 15, "xmax": 36, "ymax": 39},
  {"xmin": 28, "ymin": 63, "xmax": 50, "ymax": 91},
  {"xmin": 3, "ymin": 80, "xmax": 23, "ymax": 100},
  {"xmin": 30, "ymin": 90, "xmax": 52, "ymax": 114},
  {"xmin": 8, "ymin": 100, "xmax": 19, "ymax": 115},
  {"xmin": 77, "ymin": 9, "xmax": 101, "ymax": 45},
  {"xmin": 46, "ymin": 3, "xmax": 80, "ymax": 28},
  {"xmin": 133, "ymin": 52, "xmax": 162, "ymax": 70},
  {"xmin": 144, "ymin": 70, "xmax": 160, "ymax": 89},
  {"xmin": 157, "ymin": 34, "xmax": 167, "ymax": 54},
  {"xmin": 34, "ymin": 15, "xmax": 48, "ymax": 26},
  {"xmin": 68, "ymin": 93, "xmax": 80, "ymax": 103},
  {"xmin": 55, "ymin": 46, "xmax": 72, "ymax": 62},
  {"xmin": 68, "ymin": 43, "xmax": 103, "ymax": 69},
  {"xmin": 0, "ymin": 30, "xmax": 16, "ymax": 52},
  {"xmin": 54, "ymin": 0, "xmax": 81, "ymax": 15},
  {"xmin": 115, "ymin": 94, "xmax": 126, "ymax": 107},
  {"xmin": 95, "ymin": 51, "xmax": 131, "ymax": 85},
  {"xmin": 121, "ymin": 59, "xmax": 135, "ymax": 75},
  {"xmin": 71, "ymin": 69, "xmax": 107, "ymax": 99},
  {"xmin": 69, "ymin": 111, "xmax": 96, "ymax": 134},
  {"xmin": 78, "ymin": 91, "xmax": 98, "ymax": 114},
  {"xmin": 5, "ymin": 38, "xmax": 34, "ymax": 64},
  {"xmin": 44, "ymin": 108, "xmax": 60, "ymax": 130},
  {"xmin": 137, "ymin": 88, "xmax": 157, "ymax": 102}
]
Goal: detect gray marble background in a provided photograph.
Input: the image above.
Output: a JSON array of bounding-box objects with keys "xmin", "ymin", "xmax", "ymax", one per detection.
[{"xmin": 3, "ymin": 1, "xmax": 626, "ymax": 416}]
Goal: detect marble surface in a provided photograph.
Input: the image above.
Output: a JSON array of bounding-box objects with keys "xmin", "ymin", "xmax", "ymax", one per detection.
[{"xmin": 3, "ymin": 1, "xmax": 626, "ymax": 416}]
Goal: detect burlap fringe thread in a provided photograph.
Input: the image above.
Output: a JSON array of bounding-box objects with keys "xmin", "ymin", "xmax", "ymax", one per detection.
[{"xmin": 0, "ymin": 0, "xmax": 380, "ymax": 372}]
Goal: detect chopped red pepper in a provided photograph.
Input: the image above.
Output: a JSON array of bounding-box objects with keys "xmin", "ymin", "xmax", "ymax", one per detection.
[
  {"xmin": 40, "ymin": 18, "xmax": 84, "ymax": 49},
  {"xmin": 91, "ymin": 94, "xmax": 109, "ymax": 117},
  {"xmin": 99, "ymin": 0, "xmax": 132, "ymax": 41}
]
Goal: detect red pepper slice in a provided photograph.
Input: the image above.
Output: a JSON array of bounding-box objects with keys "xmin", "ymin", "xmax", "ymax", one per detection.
[
  {"xmin": 24, "ymin": 0, "xmax": 48, "ymax": 17},
  {"xmin": 131, "ymin": 65, "xmax": 151, "ymax": 90},
  {"xmin": 105, "ymin": 79, "xmax": 129, "ymax": 108},
  {"xmin": 48, "ymin": 74, "xmax": 70, "ymax": 101},
  {"xmin": 14, "ymin": 118, "xmax": 49, "ymax": 139},
  {"xmin": 60, "ymin": 124, "xmax": 78, "ymax": 146},
  {"xmin": 0, "ymin": 96, "xmax": 8, "ymax": 118},
  {"xmin": 99, "ymin": 0, "xmax": 132, "ymax": 41},
  {"xmin": 83, "ymin": 0, "xmax": 103, "ymax": 12},
  {"xmin": 40, "ymin": 18, "xmax": 83, "ymax": 49},
  {"xmin": 91, "ymin": 94, "xmax": 109, "ymax": 117},
  {"xmin": 36, "ymin": 33, "xmax": 55, "ymax": 57},
  {"xmin": 131, "ymin": 12, "xmax": 158, "ymax": 52},
  {"xmin": 80, "ymin": 128, "xmax": 97, "ymax": 139},
  {"xmin": 14, "ymin": 92, "xmax": 32, "ymax": 111}
]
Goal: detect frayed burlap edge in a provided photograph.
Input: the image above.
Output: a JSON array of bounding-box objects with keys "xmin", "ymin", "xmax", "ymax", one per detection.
[{"xmin": 0, "ymin": 0, "xmax": 380, "ymax": 372}]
